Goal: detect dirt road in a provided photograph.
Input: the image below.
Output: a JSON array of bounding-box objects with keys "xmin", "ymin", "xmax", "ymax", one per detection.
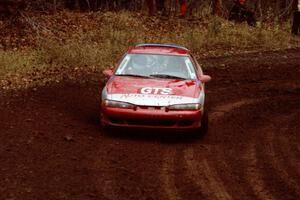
[{"xmin": 0, "ymin": 49, "xmax": 299, "ymax": 200}]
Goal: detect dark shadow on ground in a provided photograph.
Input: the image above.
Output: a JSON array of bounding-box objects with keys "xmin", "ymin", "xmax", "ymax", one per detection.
[{"xmin": 102, "ymin": 127, "xmax": 207, "ymax": 144}]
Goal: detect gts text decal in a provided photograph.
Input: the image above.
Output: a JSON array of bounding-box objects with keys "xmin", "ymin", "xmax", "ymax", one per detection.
[{"xmin": 140, "ymin": 87, "xmax": 172, "ymax": 95}]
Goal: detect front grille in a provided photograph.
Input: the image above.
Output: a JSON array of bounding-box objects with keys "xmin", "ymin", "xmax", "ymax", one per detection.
[
  {"xmin": 178, "ymin": 120, "xmax": 194, "ymax": 126},
  {"xmin": 138, "ymin": 106, "xmax": 164, "ymax": 110},
  {"xmin": 109, "ymin": 117, "xmax": 195, "ymax": 127},
  {"xmin": 110, "ymin": 117, "xmax": 125, "ymax": 124},
  {"xmin": 127, "ymin": 119, "xmax": 175, "ymax": 126}
]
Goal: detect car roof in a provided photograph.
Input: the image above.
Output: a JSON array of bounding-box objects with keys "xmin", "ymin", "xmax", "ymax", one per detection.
[{"xmin": 127, "ymin": 44, "xmax": 190, "ymax": 56}]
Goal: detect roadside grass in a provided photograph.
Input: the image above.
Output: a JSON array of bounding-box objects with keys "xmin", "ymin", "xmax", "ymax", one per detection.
[
  {"xmin": 1, "ymin": 11, "xmax": 300, "ymax": 89},
  {"xmin": 0, "ymin": 50, "xmax": 47, "ymax": 75},
  {"xmin": 180, "ymin": 17, "xmax": 298, "ymax": 52}
]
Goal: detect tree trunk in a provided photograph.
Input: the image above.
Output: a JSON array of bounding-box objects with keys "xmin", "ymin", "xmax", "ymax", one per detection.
[
  {"xmin": 146, "ymin": 0, "xmax": 155, "ymax": 15},
  {"xmin": 292, "ymin": 0, "xmax": 300, "ymax": 34},
  {"xmin": 212, "ymin": 0, "xmax": 222, "ymax": 16},
  {"xmin": 257, "ymin": 0, "xmax": 262, "ymax": 20},
  {"xmin": 53, "ymin": 0, "xmax": 57, "ymax": 12},
  {"xmin": 85, "ymin": 0, "xmax": 90, "ymax": 10}
]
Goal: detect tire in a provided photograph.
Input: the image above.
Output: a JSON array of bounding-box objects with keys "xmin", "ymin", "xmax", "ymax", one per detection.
[
  {"xmin": 200, "ymin": 110, "xmax": 209, "ymax": 135},
  {"xmin": 190, "ymin": 111, "xmax": 208, "ymax": 138},
  {"xmin": 100, "ymin": 114, "xmax": 109, "ymax": 131}
]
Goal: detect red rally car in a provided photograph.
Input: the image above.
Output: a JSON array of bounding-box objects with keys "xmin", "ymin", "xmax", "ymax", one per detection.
[{"xmin": 101, "ymin": 44, "xmax": 211, "ymax": 131}]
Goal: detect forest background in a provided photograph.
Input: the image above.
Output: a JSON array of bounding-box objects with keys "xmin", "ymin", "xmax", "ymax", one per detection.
[{"xmin": 0, "ymin": 0, "xmax": 300, "ymax": 89}]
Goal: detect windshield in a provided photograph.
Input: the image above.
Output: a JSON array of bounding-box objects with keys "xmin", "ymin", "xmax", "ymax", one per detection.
[{"xmin": 115, "ymin": 54, "xmax": 197, "ymax": 80}]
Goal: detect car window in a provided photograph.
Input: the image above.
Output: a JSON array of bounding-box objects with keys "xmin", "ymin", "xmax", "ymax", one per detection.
[
  {"xmin": 115, "ymin": 54, "xmax": 197, "ymax": 80},
  {"xmin": 190, "ymin": 55, "xmax": 203, "ymax": 75}
]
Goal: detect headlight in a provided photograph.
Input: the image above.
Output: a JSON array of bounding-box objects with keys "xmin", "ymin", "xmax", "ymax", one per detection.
[
  {"xmin": 168, "ymin": 103, "xmax": 202, "ymax": 110},
  {"xmin": 103, "ymin": 100, "xmax": 135, "ymax": 109}
]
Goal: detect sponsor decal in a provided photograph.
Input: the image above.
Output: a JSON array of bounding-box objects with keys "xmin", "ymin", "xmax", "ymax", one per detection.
[
  {"xmin": 140, "ymin": 87, "xmax": 172, "ymax": 95},
  {"xmin": 109, "ymin": 93, "xmax": 202, "ymax": 106},
  {"xmin": 119, "ymin": 93, "xmax": 182, "ymax": 100}
]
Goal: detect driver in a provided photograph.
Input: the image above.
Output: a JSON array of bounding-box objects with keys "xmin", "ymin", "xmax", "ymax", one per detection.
[
  {"xmin": 129, "ymin": 54, "xmax": 156, "ymax": 75},
  {"xmin": 163, "ymin": 56, "xmax": 189, "ymax": 78}
]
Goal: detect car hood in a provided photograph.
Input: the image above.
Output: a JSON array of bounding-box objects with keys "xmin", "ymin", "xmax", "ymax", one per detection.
[{"xmin": 105, "ymin": 76, "xmax": 204, "ymax": 106}]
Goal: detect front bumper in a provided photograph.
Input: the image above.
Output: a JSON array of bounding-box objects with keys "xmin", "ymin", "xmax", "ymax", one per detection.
[{"xmin": 101, "ymin": 106, "xmax": 204, "ymax": 130}]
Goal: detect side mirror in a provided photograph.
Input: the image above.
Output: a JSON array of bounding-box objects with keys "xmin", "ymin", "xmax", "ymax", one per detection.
[
  {"xmin": 199, "ymin": 75, "xmax": 211, "ymax": 83},
  {"xmin": 103, "ymin": 68, "xmax": 114, "ymax": 77}
]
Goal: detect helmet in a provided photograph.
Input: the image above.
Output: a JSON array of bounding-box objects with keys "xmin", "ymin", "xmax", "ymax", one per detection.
[
  {"xmin": 132, "ymin": 54, "xmax": 145, "ymax": 68},
  {"xmin": 132, "ymin": 54, "xmax": 156, "ymax": 69},
  {"xmin": 129, "ymin": 54, "xmax": 156, "ymax": 75}
]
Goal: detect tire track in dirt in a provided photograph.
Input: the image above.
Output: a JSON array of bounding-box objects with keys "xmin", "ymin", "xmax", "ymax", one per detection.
[
  {"xmin": 244, "ymin": 143, "xmax": 276, "ymax": 200},
  {"xmin": 255, "ymin": 114, "xmax": 300, "ymax": 199},
  {"xmin": 93, "ymin": 148, "xmax": 121, "ymax": 200},
  {"xmin": 278, "ymin": 114, "xmax": 300, "ymax": 174},
  {"xmin": 270, "ymin": 116, "xmax": 300, "ymax": 196},
  {"xmin": 275, "ymin": 125, "xmax": 300, "ymax": 178},
  {"xmin": 180, "ymin": 99, "xmax": 259, "ymax": 200},
  {"xmin": 184, "ymin": 148, "xmax": 232, "ymax": 200},
  {"xmin": 209, "ymin": 99, "xmax": 258, "ymax": 121},
  {"xmin": 159, "ymin": 98, "xmax": 271, "ymax": 200},
  {"xmin": 213, "ymin": 96, "xmax": 300, "ymax": 200},
  {"xmin": 92, "ymin": 133, "xmax": 168, "ymax": 200},
  {"xmin": 158, "ymin": 99, "xmax": 256, "ymax": 200},
  {"xmin": 181, "ymin": 94, "xmax": 300, "ymax": 200},
  {"xmin": 160, "ymin": 149, "xmax": 182, "ymax": 200}
]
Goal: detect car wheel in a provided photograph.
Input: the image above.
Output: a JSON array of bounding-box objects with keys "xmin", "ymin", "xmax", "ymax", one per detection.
[
  {"xmin": 191, "ymin": 111, "xmax": 208, "ymax": 138},
  {"xmin": 200, "ymin": 110, "xmax": 209, "ymax": 135},
  {"xmin": 100, "ymin": 114, "xmax": 108, "ymax": 131}
]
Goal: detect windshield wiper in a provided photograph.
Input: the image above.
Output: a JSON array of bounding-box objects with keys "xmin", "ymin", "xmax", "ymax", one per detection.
[
  {"xmin": 150, "ymin": 74, "xmax": 187, "ymax": 80},
  {"xmin": 116, "ymin": 74, "xmax": 150, "ymax": 78}
]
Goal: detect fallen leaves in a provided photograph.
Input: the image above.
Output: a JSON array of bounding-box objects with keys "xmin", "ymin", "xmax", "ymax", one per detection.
[{"xmin": 0, "ymin": 65, "xmax": 103, "ymax": 91}]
